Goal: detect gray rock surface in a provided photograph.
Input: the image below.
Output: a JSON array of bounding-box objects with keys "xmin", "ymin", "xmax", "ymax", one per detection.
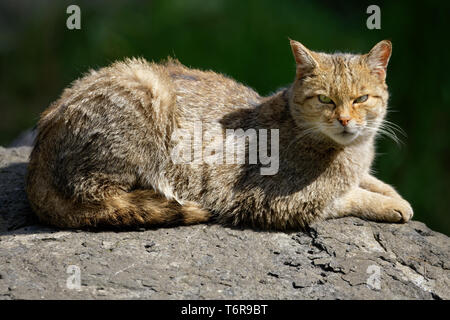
[{"xmin": 0, "ymin": 146, "xmax": 449, "ymax": 299}]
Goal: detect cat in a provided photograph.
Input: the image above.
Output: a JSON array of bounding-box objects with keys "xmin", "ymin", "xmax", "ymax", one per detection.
[{"xmin": 26, "ymin": 39, "xmax": 413, "ymax": 230}]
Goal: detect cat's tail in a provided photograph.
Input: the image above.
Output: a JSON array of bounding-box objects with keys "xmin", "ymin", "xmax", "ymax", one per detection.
[
  {"xmin": 89, "ymin": 189, "xmax": 211, "ymax": 228},
  {"xmin": 27, "ymin": 177, "xmax": 210, "ymax": 229}
]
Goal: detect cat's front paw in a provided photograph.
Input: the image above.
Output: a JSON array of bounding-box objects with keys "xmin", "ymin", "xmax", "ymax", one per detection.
[{"xmin": 384, "ymin": 199, "xmax": 414, "ymax": 223}]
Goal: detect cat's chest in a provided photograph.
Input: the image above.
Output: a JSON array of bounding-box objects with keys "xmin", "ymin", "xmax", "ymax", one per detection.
[{"xmin": 260, "ymin": 144, "xmax": 372, "ymax": 200}]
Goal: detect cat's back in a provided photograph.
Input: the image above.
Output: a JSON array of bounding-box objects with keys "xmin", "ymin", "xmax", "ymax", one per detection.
[
  {"xmin": 39, "ymin": 58, "xmax": 261, "ymax": 130},
  {"xmin": 165, "ymin": 60, "xmax": 262, "ymax": 122}
]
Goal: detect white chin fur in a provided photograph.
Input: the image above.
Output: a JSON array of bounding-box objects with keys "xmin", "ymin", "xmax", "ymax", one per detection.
[{"xmin": 325, "ymin": 130, "xmax": 360, "ymax": 145}]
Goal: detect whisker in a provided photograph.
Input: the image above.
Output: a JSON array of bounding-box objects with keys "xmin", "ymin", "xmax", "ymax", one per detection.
[
  {"xmin": 365, "ymin": 125, "xmax": 403, "ymax": 145},
  {"xmin": 380, "ymin": 120, "xmax": 407, "ymax": 137}
]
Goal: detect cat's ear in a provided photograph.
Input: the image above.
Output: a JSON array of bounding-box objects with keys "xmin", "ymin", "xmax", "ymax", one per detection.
[
  {"xmin": 290, "ymin": 40, "xmax": 319, "ymax": 78},
  {"xmin": 365, "ymin": 40, "xmax": 392, "ymax": 81}
]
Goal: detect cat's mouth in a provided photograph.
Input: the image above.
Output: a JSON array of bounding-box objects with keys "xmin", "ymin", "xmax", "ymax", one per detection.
[
  {"xmin": 320, "ymin": 125, "xmax": 361, "ymax": 145},
  {"xmin": 328, "ymin": 128, "xmax": 360, "ymax": 145},
  {"xmin": 341, "ymin": 129, "xmax": 356, "ymax": 136}
]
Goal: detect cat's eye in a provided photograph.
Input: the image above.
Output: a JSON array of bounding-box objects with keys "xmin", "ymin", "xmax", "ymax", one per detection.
[
  {"xmin": 354, "ymin": 95, "xmax": 368, "ymax": 104},
  {"xmin": 318, "ymin": 95, "xmax": 334, "ymax": 104}
]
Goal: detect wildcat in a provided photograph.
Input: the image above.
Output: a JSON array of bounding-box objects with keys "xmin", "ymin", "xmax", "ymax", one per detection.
[{"xmin": 26, "ymin": 39, "xmax": 413, "ymax": 230}]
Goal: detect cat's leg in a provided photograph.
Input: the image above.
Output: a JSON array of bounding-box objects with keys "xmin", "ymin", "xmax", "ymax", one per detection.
[
  {"xmin": 323, "ymin": 187, "xmax": 413, "ymax": 223},
  {"xmin": 360, "ymin": 174, "xmax": 402, "ymax": 199}
]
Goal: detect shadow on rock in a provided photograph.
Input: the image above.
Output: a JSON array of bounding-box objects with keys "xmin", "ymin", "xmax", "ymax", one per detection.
[{"xmin": 0, "ymin": 162, "xmax": 39, "ymax": 234}]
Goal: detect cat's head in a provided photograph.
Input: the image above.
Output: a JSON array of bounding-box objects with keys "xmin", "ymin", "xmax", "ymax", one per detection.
[{"xmin": 288, "ymin": 40, "xmax": 392, "ymax": 146}]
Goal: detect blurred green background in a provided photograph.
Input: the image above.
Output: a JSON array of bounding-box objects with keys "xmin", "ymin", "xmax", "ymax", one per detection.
[{"xmin": 1, "ymin": 0, "xmax": 449, "ymax": 235}]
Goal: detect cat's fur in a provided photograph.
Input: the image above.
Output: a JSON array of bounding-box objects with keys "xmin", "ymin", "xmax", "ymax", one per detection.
[{"xmin": 26, "ymin": 39, "xmax": 413, "ymax": 230}]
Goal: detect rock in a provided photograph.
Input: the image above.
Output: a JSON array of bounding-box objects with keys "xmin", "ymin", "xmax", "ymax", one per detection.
[
  {"xmin": 7, "ymin": 128, "xmax": 37, "ymax": 148},
  {"xmin": 0, "ymin": 146, "xmax": 37, "ymax": 231},
  {"xmin": 0, "ymin": 146, "xmax": 449, "ymax": 299}
]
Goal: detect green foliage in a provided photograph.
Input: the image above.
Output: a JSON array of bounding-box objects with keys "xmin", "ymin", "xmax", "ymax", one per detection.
[{"xmin": 1, "ymin": 0, "xmax": 449, "ymax": 235}]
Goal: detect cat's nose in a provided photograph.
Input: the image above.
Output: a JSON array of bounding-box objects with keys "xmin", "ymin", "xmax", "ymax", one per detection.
[{"xmin": 338, "ymin": 116, "xmax": 351, "ymax": 127}]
